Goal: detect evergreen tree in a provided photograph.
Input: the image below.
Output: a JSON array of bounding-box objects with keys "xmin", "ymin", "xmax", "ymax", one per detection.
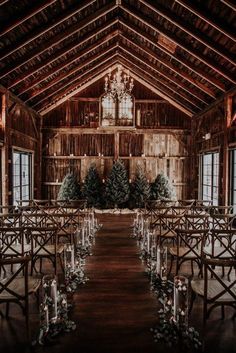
[
  {"xmin": 151, "ymin": 172, "xmax": 176, "ymax": 201},
  {"xmin": 57, "ymin": 172, "xmax": 81, "ymax": 200},
  {"xmin": 131, "ymin": 166, "xmax": 150, "ymax": 208},
  {"xmin": 105, "ymin": 160, "xmax": 130, "ymax": 208},
  {"xmin": 82, "ymin": 164, "xmax": 103, "ymax": 207}
]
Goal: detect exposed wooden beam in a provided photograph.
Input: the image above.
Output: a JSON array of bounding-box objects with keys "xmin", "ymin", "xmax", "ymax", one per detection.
[
  {"xmin": 120, "ymin": 32, "xmax": 215, "ymax": 99},
  {"xmin": 120, "ymin": 20, "xmax": 226, "ymax": 92},
  {"xmin": 118, "ymin": 55, "xmax": 196, "ymax": 115},
  {"xmin": 0, "ymin": 0, "xmax": 57, "ymax": 37},
  {"xmin": 32, "ymin": 53, "xmax": 119, "ymax": 111},
  {"xmin": 24, "ymin": 43, "xmax": 119, "ymax": 103},
  {"xmin": 0, "ymin": 0, "xmax": 97, "ymax": 60},
  {"xmin": 39, "ymin": 63, "xmax": 120, "ymax": 115},
  {"xmin": 119, "ymin": 45, "xmax": 206, "ymax": 109},
  {"xmin": 0, "ymin": 0, "xmax": 9, "ymax": 6},
  {"xmin": 121, "ymin": 3, "xmax": 236, "ymax": 84},
  {"xmin": 174, "ymin": 0, "xmax": 236, "ymax": 42},
  {"xmin": 140, "ymin": 0, "xmax": 236, "ymax": 65},
  {"xmin": 0, "ymin": 1, "xmax": 117, "ymax": 78},
  {"xmin": 120, "ymin": 34, "xmax": 211, "ymax": 103},
  {"xmin": 17, "ymin": 30, "xmax": 119, "ymax": 97},
  {"xmin": 9, "ymin": 19, "xmax": 119, "ymax": 90},
  {"xmin": 220, "ymin": 0, "xmax": 236, "ymax": 11},
  {"xmin": 193, "ymin": 86, "xmax": 236, "ymax": 118}
]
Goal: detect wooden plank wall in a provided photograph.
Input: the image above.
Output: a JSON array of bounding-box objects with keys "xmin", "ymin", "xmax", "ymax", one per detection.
[
  {"xmin": 42, "ymin": 97, "xmax": 191, "ymax": 200},
  {"xmin": 191, "ymin": 92, "xmax": 236, "ymax": 205},
  {"xmin": 0, "ymin": 92, "xmax": 42, "ymax": 204}
]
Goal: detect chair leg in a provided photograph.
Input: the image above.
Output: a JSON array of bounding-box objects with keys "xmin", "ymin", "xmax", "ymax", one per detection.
[
  {"xmin": 221, "ymin": 305, "xmax": 225, "ymax": 320},
  {"xmin": 168, "ymin": 255, "xmax": 174, "ymax": 275},
  {"xmin": 5, "ymin": 302, "xmax": 10, "ymax": 317},
  {"xmin": 189, "ymin": 290, "xmax": 196, "ymax": 315}
]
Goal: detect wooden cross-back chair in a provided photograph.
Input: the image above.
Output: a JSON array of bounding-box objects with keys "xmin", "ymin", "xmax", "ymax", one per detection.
[
  {"xmin": 0, "ymin": 205, "xmax": 18, "ymax": 214},
  {"xmin": 210, "ymin": 213, "xmax": 235, "ymax": 230},
  {"xmin": 0, "ymin": 256, "xmax": 41, "ymax": 340},
  {"xmin": 177, "ymin": 199, "xmax": 196, "ymax": 207},
  {"xmin": 26, "ymin": 227, "xmax": 63, "ymax": 275},
  {"xmin": 0, "ymin": 213, "xmax": 22, "ymax": 227},
  {"xmin": 204, "ymin": 229, "xmax": 236, "ymax": 261},
  {"xmin": 191, "ymin": 257, "xmax": 236, "ymax": 329},
  {"xmin": 21, "ymin": 212, "xmax": 50, "ymax": 228},
  {"xmin": 0, "ymin": 227, "xmax": 31, "ymax": 260},
  {"xmin": 184, "ymin": 214, "xmax": 209, "ymax": 230},
  {"xmin": 170, "ymin": 205, "xmax": 190, "ymax": 216},
  {"xmin": 169, "ymin": 229, "xmax": 209, "ymax": 275},
  {"xmin": 147, "ymin": 207, "xmax": 171, "ymax": 228},
  {"xmin": 151, "ymin": 213, "xmax": 184, "ymax": 247}
]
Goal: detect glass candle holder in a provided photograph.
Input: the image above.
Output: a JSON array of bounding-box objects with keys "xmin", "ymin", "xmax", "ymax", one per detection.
[
  {"xmin": 42, "ymin": 274, "xmax": 58, "ymax": 323},
  {"xmin": 173, "ymin": 275, "xmax": 188, "ymax": 327},
  {"xmin": 64, "ymin": 244, "xmax": 75, "ymax": 273},
  {"xmin": 156, "ymin": 246, "xmax": 168, "ymax": 281}
]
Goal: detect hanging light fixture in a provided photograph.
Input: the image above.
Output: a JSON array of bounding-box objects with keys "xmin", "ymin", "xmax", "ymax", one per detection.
[{"xmin": 104, "ymin": 65, "xmax": 134, "ymax": 101}]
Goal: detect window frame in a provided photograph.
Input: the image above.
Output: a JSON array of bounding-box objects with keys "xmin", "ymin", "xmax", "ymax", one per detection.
[
  {"xmin": 12, "ymin": 149, "xmax": 33, "ymax": 205},
  {"xmin": 199, "ymin": 151, "xmax": 219, "ymax": 206}
]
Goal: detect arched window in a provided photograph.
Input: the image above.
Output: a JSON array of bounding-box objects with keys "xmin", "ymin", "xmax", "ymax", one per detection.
[{"xmin": 101, "ymin": 92, "xmax": 134, "ymax": 127}]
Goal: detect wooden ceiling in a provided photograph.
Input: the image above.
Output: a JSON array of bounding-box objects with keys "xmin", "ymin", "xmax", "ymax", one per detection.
[{"xmin": 0, "ymin": 0, "xmax": 235, "ymax": 117}]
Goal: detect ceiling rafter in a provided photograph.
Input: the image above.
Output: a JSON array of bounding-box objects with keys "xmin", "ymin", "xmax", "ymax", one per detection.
[
  {"xmin": 220, "ymin": 0, "xmax": 236, "ymax": 11},
  {"xmin": 0, "ymin": 1, "xmax": 117, "ymax": 79},
  {"xmin": 39, "ymin": 57, "xmax": 193, "ymax": 117},
  {"xmin": 139, "ymin": 0, "xmax": 236, "ymax": 66},
  {"xmin": 120, "ymin": 33, "xmax": 213, "ymax": 101},
  {"xmin": 23, "ymin": 42, "xmax": 119, "ymax": 103},
  {"xmin": 119, "ymin": 44, "xmax": 207, "ymax": 107},
  {"xmin": 120, "ymin": 20, "xmax": 225, "ymax": 92},
  {"xmin": 39, "ymin": 63, "xmax": 120, "ymax": 115},
  {"xmin": 0, "ymin": 0, "xmax": 97, "ymax": 60},
  {"xmin": 9, "ymin": 19, "xmax": 119, "ymax": 90},
  {"xmin": 118, "ymin": 53, "xmax": 199, "ymax": 113},
  {"xmin": 121, "ymin": 3, "xmax": 236, "ymax": 84},
  {"xmin": 31, "ymin": 51, "xmax": 119, "ymax": 110},
  {"xmin": 0, "ymin": 0, "xmax": 57, "ymax": 37},
  {"xmin": 118, "ymin": 56, "xmax": 194, "ymax": 116},
  {"xmin": 174, "ymin": 0, "xmax": 236, "ymax": 42}
]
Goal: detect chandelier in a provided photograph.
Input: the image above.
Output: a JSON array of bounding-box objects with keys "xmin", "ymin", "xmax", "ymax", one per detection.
[{"xmin": 104, "ymin": 65, "xmax": 134, "ymax": 101}]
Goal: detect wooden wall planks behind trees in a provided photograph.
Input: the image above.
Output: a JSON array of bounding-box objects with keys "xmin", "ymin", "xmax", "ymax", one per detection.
[{"xmin": 42, "ymin": 96, "xmax": 191, "ymax": 200}]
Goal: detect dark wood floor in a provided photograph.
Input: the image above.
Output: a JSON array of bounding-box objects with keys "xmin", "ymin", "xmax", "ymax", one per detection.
[{"xmin": 1, "ymin": 214, "xmax": 236, "ymax": 353}]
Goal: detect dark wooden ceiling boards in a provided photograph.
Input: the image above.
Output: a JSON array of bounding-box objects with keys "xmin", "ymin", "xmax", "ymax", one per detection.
[{"xmin": 0, "ymin": 0, "xmax": 235, "ymax": 116}]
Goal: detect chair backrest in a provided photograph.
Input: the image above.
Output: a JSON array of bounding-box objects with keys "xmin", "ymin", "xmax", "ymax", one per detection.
[
  {"xmin": 204, "ymin": 229, "xmax": 236, "ymax": 259},
  {"xmin": 0, "ymin": 213, "xmax": 22, "ymax": 227},
  {"xmin": 177, "ymin": 199, "xmax": 195, "ymax": 207},
  {"xmin": 210, "ymin": 213, "xmax": 235, "ymax": 230},
  {"xmin": 26, "ymin": 227, "xmax": 58, "ymax": 258},
  {"xmin": 0, "ymin": 256, "xmax": 30, "ymax": 300},
  {"xmin": 176, "ymin": 228, "xmax": 209, "ymax": 259},
  {"xmin": 0, "ymin": 227, "xmax": 29, "ymax": 258},
  {"xmin": 203, "ymin": 257, "xmax": 236, "ymax": 304},
  {"xmin": 184, "ymin": 214, "xmax": 209, "ymax": 230}
]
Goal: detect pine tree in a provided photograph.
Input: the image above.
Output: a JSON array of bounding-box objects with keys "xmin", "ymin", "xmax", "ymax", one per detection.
[
  {"xmin": 82, "ymin": 163, "xmax": 103, "ymax": 207},
  {"xmin": 105, "ymin": 160, "xmax": 130, "ymax": 208},
  {"xmin": 57, "ymin": 172, "xmax": 81, "ymax": 200},
  {"xmin": 131, "ymin": 166, "xmax": 150, "ymax": 208},
  {"xmin": 151, "ymin": 172, "xmax": 176, "ymax": 201}
]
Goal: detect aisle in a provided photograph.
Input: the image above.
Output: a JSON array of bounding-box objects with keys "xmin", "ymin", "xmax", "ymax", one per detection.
[{"xmin": 69, "ymin": 214, "xmax": 158, "ymax": 353}]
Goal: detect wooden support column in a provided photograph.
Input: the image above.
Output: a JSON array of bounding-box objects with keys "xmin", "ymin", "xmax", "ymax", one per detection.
[
  {"xmin": 222, "ymin": 95, "xmax": 232, "ymax": 206},
  {"xmin": 1, "ymin": 92, "xmax": 10, "ymax": 205},
  {"xmin": 114, "ymin": 131, "xmax": 119, "ymax": 160}
]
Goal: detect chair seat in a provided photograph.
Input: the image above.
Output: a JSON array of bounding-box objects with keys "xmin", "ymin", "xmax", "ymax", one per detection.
[
  {"xmin": 3, "ymin": 244, "xmax": 31, "ymax": 256},
  {"xmin": 155, "ymin": 227, "xmax": 176, "ymax": 238},
  {"xmin": 169, "ymin": 246, "xmax": 201, "ymax": 258},
  {"xmin": 204, "ymin": 246, "xmax": 233, "ymax": 259},
  {"xmin": 191, "ymin": 278, "xmax": 236, "ymax": 302},
  {"xmin": 0, "ymin": 276, "xmax": 41, "ymax": 300},
  {"xmin": 58, "ymin": 225, "xmax": 77, "ymax": 236},
  {"xmin": 34, "ymin": 243, "xmax": 64, "ymax": 256}
]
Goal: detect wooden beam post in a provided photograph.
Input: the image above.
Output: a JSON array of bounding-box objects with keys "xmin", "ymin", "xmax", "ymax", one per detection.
[
  {"xmin": 1, "ymin": 92, "xmax": 10, "ymax": 205},
  {"xmin": 222, "ymin": 95, "xmax": 232, "ymax": 205}
]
